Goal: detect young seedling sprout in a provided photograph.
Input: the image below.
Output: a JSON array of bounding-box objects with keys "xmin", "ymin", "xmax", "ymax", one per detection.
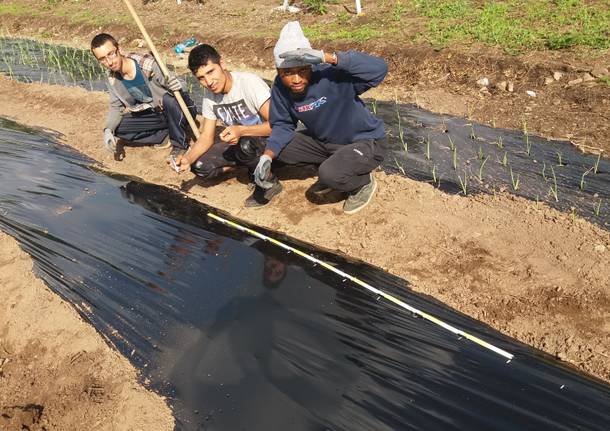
[
  {"xmin": 452, "ymin": 145, "xmax": 458, "ymax": 170},
  {"xmin": 569, "ymin": 207, "xmax": 576, "ymax": 222},
  {"xmin": 594, "ymin": 152, "xmax": 601, "ymax": 174},
  {"xmin": 580, "ymin": 167, "xmax": 593, "ymax": 191},
  {"xmin": 523, "ymin": 120, "xmax": 531, "ymax": 156},
  {"xmin": 549, "ymin": 166, "xmax": 559, "ymax": 202},
  {"xmin": 393, "ymin": 156, "xmax": 406, "ymax": 175},
  {"xmin": 478, "ymin": 156, "xmax": 489, "ymax": 182},
  {"xmin": 425, "ymin": 134, "xmax": 431, "ymax": 160},
  {"xmin": 431, "ymin": 164, "xmax": 438, "ymax": 185},
  {"xmin": 509, "ymin": 165, "xmax": 520, "ymax": 191},
  {"xmin": 370, "ymin": 98, "xmax": 377, "ymax": 114},
  {"xmin": 395, "ymin": 101, "xmax": 407, "ymax": 153},
  {"xmin": 448, "ymin": 135, "xmax": 455, "ymax": 151},
  {"xmin": 497, "ymin": 137, "xmax": 504, "ymax": 149},
  {"xmin": 556, "ymin": 151, "xmax": 564, "ymax": 166},
  {"xmin": 542, "ymin": 161, "xmax": 547, "ymax": 181},
  {"xmin": 594, "ymin": 200, "xmax": 602, "ymax": 217},
  {"xmin": 500, "ymin": 151, "xmax": 508, "ymax": 167},
  {"xmin": 469, "ymin": 123, "xmax": 476, "ymax": 140},
  {"xmin": 458, "ymin": 171, "xmax": 468, "ymax": 195}
]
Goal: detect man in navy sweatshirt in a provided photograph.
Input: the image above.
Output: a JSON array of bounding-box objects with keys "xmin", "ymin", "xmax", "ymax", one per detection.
[{"xmin": 252, "ymin": 21, "xmax": 388, "ymax": 214}]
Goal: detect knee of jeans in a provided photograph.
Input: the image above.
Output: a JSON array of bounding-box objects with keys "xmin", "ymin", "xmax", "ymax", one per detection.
[
  {"xmin": 191, "ymin": 160, "xmax": 221, "ymax": 179},
  {"xmin": 318, "ymin": 163, "xmax": 346, "ymax": 189}
]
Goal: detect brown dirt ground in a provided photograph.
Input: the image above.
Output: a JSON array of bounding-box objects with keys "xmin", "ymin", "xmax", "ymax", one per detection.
[
  {"xmin": 0, "ymin": 233, "xmax": 174, "ymax": 431},
  {"xmin": 2, "ymin": 0, "xmax": 609, "ymax": 154},
  {"xmin": 1, "ymin": 76, "xmax": 609, "ymax": 387}
]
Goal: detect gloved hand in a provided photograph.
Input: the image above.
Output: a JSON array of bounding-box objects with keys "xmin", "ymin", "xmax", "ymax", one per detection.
[
  {"xmin": 167, "ymin": 76, "xmax": 183, "ymax": 92},
  {"xmin": 279, "ymin": 48, "xmax": 325, "ymax": 65},
  {"xmin": 253, "ymin": 154, "xmax": 273, "ymax": 189},
  {"xmin": 103, "ymin": 128, "xmax": 117, "ymax": 153}
]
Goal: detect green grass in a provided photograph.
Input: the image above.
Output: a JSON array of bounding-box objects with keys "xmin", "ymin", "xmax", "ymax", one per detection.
[
  {"xmin": 0, "ymin": 3, "xmax": 31, "ymax": 16},
  {"xmin": 303, "ymin": 24, "xmax": 381, "ymax": 42},
  {"xmin": 410, "ymin": 0, "xmax": 610, "ymax": 52}
]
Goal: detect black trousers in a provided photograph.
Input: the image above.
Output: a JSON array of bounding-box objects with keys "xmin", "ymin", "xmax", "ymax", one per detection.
[
  {"xmin": 114, "ymin": 92, "xmax": 198, "ymax": 150},
  {"xmin": 275, "ymin": 131, "xmax": 388, "ymax": 192},
  {"xmin": 191, "ymin": 137, "xmax": 266, "ymax": 179}
]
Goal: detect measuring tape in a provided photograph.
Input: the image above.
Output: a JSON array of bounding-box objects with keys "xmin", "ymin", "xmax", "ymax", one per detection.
[{"xmin": 207, "ymin": 212, "xmax": 514, "ymax": 362}]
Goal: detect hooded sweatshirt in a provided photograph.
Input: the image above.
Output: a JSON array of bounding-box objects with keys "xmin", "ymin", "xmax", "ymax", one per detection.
[{"xmin": 266, "ymin": 50, "xmax": 388, "ymax": 156}]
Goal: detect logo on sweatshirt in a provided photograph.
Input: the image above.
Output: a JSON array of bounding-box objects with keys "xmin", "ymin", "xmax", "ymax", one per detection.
[{"xmin": 296, "ymin": 97, "xmax": 327, "ymax": 113}]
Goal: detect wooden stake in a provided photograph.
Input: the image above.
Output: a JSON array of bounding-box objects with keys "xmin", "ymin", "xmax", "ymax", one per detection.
[{"xmin": 121, "ymin": 0, "xmax": 200, "ymax": 139}]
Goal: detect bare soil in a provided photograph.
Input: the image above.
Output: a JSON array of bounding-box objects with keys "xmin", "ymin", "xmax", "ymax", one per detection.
[
  {"xmin": 0, "ymin": 77, "xmax": 609, "ymax": 387},
  {"xmin": 0, "ymin": 233, "xmax": 174, "ymax": 431}
]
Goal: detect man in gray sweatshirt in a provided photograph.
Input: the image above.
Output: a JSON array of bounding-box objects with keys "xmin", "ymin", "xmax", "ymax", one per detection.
[{"xmin": 91, "ymin": 33, "xmax": 197, "ymax": 158}]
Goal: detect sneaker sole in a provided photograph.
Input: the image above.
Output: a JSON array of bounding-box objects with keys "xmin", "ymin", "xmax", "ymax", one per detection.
[
  {"xmin": 154, "ymin": 141, "xmax": 172, "ymax": 150},
  {"xmin": 343, "ymin": 177, "xmax": 377, "ymax": 215},
  {"xmin": 311, "ymin": 187, "xmax": 333, "ymax": 196}
]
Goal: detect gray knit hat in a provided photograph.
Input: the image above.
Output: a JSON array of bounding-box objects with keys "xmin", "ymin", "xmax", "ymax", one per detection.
[{"xmin": 274, "ymin": 21, "xmax": 311, "ymax": 68}]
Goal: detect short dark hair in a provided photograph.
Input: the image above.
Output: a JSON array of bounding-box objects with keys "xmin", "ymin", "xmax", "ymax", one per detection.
[
  {"xmin": 188, "ymin": 44, "xmax": 221, "ymax": 74},
  {"xmin": 91, "ymin": 33, "xmax": 118, "ymax": 51}
]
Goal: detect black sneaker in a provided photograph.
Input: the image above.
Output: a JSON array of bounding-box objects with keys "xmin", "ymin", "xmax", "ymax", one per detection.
[
  {"xmin": 343, "ymin": 173, "xmax": 377, "ymax": 215},
  {"xmin": 309, "ymin": 180, "xmax": 333, "ymax": 196},
  {"xmin": 244, "ymin": 180, "xmax": 283, "ymax": 208}
]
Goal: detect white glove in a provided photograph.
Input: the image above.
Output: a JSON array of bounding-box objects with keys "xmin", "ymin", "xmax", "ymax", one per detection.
[
  {"xmin": 103, "ymin": 128, "xmax": 117, "ymax": 153},
  {"xmin": 254, "ymin": 155, "xmax": 273, "ymax": 189},
  {"xmin": 167, "ymin": 76, "xmax": 183, "ymax": 92}
]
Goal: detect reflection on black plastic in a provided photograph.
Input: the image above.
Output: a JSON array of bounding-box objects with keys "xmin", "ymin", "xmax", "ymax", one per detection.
[{"xmin": 1, "ymin": 118, "xmax": 610, "ymax": 430}]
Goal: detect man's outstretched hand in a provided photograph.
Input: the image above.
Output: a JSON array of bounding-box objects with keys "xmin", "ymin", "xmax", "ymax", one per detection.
[{"xmin": 280, "ymin": 48, "xmax": 324, "ymax": 65}]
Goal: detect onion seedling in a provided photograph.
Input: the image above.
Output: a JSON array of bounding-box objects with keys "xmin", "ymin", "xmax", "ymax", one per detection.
[
  {"xmin": 594, "ymin": 152, "xmax": 601, "ymax": 174},
  {"xmin": 523, "ymin": 120, "xmax": 531, "ymax": 156},
  {"xmin": 452, "ymin": 145, "xmax": 457, "ymax": 170},
  {"xmin": 594, "ymin": 200, "xmax": 602, "ymax": 217},
  {"xmin": 549, "ymin": 166, "xmax": 559, "ymax": 202},
  {"xmin": 458, "ymin": 171, "xmax": 468, "ymax": 195},
  {"xmin": 477, "ymin": 156, "xmax": 489, "ymax": 182},
  {"xmin": 542, "ymin": 161, "xmax": 547, "ymax": 181},
  {"xmin": 556, "ymin": 151, "xmax": 564, "ymax": 166},
  {"xmin": 580, "ymin": 167, "xmax": 593, "ymax": 191},
  {"xmin": 393, "ymin": 156, "xmax": 406, "ymax": 175},
  {"xmin": 509, "ymin": 165, "xmax": 520, "ymax": 191}
]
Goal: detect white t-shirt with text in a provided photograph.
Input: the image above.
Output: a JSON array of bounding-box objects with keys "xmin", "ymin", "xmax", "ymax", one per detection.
[{"xmin": 201, "ymin": 72, "xmax": 271, "ymax": 127}]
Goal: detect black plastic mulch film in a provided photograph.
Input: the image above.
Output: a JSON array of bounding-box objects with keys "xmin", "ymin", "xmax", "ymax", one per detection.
[
  {"xmin": 1, "ymin": 37, "xmax": 608, "ymax": 229},
  {"xmin": 1, "ymin": 118, "xmax": 610, "ymax": 430}
]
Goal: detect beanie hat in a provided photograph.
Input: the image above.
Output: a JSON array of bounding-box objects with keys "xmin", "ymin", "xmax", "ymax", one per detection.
[{"xmin": 274, "ymin": 21, "xmax": 311, "ymax": 69}]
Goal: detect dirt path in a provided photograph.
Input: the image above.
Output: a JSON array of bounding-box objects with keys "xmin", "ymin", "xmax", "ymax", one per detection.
[
  {"xmin": 0, "ymin": 232, "xmax": 174, "ymax": 431},
  {"xmin": 1, "ymin": 76, "xmax": 608, "ymax": 385}
]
